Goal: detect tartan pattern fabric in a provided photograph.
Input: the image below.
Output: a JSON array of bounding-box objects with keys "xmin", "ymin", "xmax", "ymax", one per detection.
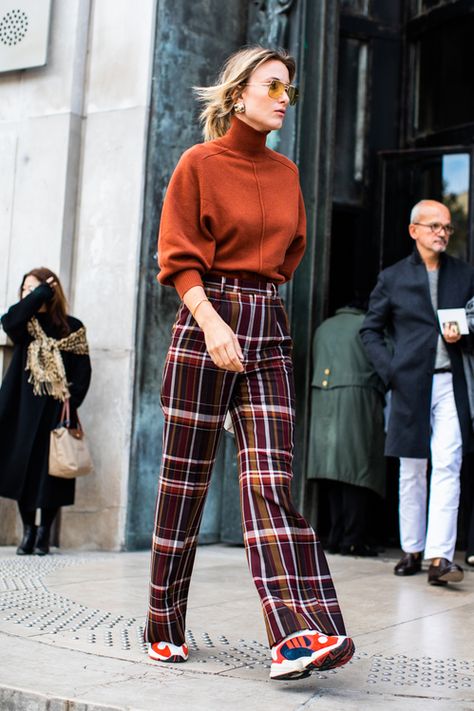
[{"xmin": 145, "ymin": 276, "xmax": 347, "ymax": 648}]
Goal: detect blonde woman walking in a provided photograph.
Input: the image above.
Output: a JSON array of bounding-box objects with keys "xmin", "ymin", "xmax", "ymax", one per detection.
[{"xmin": 145, "ymin": 46, "xmax": 354, "ymax": 681}]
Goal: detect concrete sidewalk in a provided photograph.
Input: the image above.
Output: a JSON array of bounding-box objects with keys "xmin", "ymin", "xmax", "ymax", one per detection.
[{"xmin": 0, "ymin": 544, "xmax": 473, "ymax": 710}]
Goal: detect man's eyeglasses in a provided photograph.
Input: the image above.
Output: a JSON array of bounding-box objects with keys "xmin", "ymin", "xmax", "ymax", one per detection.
[
  {"xmin": 245, "ymin": 79, "xmax": 299, "ymax": 106},
  {"xmin": 413, "ymin": 222, "xmax": 455, "ymax": 236}
]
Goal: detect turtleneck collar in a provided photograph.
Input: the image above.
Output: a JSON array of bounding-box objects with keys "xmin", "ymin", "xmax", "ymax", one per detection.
[{"xmin": 218, "ymin": 116, "xmax": 269, "ymax": 157}]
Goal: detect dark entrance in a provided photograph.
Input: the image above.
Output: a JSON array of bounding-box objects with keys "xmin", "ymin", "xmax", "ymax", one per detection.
[
  {"xmin": 379, "ymin": 149, "xmax": 472, "ymax": 267},
  {"xmin": 316, "ymin": 0, "xmax": 474, "ymax": 549},
  {"xmin": 329, "ymin": 1, "xmax": 474, "ymax": 307}
]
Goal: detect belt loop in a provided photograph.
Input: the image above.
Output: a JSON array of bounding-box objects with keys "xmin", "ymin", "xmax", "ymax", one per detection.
[{"xmin": 220, "ymin": 276, "xmax": 225, "ymax": 293}]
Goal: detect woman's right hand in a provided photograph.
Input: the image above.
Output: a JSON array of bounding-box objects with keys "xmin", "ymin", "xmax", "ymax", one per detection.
[{"xmin": 183, "ymin": 285, "xmax": 244, "ymax": 372}]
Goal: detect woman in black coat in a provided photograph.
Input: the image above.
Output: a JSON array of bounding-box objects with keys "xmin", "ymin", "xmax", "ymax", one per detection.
[{"xmin": 0, "ymin": 267, "xmax": 91, "ymax": 555}]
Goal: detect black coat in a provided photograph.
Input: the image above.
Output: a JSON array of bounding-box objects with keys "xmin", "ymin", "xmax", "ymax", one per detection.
[
  {"xmin": 360, "ymin": 249, "xmax": 474, "ymax": 458},
  {"xmin": 0, "ymin": 284, "xmax": 91, "ymax": 508}
]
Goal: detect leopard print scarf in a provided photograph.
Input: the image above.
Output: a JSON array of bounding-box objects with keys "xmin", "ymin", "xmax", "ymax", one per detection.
[{"xmin": 26, "ymin": 317, "xmax": 89, "ymax": 402}]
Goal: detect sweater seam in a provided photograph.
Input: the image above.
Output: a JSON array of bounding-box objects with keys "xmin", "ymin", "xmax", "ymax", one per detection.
[
  {"xmin": 196, "ymin": 146, "xmax": 266, "ymax": 163},
  {"xmin": 196, "ymin": 146, "xmax": 295, "ymax": 165},
  {"xmin": 252, "ymin": 161, "xmax": 266, "ymax": 272},
  {"xmin": 266, "ymin": 152, "xmax": 299, "ymax": 174},
  {"xmin": 199, "ymin": 147, "xmax": 232, "ymax": 161}
]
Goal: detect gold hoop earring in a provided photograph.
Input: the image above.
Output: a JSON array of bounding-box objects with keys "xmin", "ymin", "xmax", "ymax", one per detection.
[{"xmin": 234, "ymin": 100, "xmax": 245, "ymax": 114}]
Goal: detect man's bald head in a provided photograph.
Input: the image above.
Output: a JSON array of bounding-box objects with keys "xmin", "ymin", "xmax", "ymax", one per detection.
[{"xmin": 410, "ymin": 199, "xmax": 450, "ymax": 225}]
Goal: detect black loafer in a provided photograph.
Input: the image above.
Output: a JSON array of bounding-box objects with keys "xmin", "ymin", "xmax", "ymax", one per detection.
[
  {"xmin": 394, "ymin": 552, "xmax": 422, "ymax": 576},
  {"xmin": 428, "ymin": 558, "xmax": 464, "ymax": 585}
]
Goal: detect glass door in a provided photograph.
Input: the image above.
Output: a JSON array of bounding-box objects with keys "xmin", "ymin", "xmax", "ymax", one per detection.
[{"xmin": 378, "ymin": 148, "xmax": 472, "ymax": 269}]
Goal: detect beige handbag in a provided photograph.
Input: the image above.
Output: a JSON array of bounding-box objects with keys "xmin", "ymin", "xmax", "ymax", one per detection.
[{"xmin": 49, "ymin": 400, "xmax": 93, "ymax": 478}]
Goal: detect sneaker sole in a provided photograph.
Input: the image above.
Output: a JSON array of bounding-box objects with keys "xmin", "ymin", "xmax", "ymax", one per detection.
[
  {"xmin": 312, "ymin": 637, "xmax": 355, "ymax": 671},
  {"xmin": 148, "ymin": 644, "xmax": 189, "ymax": 663},
  {"xmin": 270, "ymin": 667, "xmax": 312, "ymax": 681},
  {"xmin": 270, "ymin": 637, "xmax": 354, "ymax": 680},
  {"xmin": 148, "ymin": 653, "xmax": 188, "ymax": 663}
]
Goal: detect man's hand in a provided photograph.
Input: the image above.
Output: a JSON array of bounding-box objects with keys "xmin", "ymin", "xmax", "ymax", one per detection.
[{"xmin": 443, "ymin": 323, "xmax": 462, "ymax": 343}]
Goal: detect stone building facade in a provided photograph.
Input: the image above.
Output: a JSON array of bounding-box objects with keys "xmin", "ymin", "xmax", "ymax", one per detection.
[
  {"xmin": 2, "ymin": 0, "xmax": 473, "ymax": 550},
  {"xmin": 0, "ymin": 0, "xmax": 157, "ymax": 548},
  {"xmin": 0, "ymin": 0, "xmax": 324, "ymax": 549}
]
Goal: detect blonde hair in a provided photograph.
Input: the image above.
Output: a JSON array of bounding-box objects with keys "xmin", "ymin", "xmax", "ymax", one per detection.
[{"xmin": 194, "ymin": 45, "xmax": 296, "ymax": 141}]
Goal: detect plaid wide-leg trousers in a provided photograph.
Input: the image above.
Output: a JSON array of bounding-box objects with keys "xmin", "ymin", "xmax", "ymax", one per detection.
[{"xmin": 145, "ymin": 276, "xmax": 347, "ymax": 648}]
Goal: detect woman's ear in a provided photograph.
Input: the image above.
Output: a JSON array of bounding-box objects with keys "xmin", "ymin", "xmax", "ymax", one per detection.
[{"xmin": 232, "ymin": 81, "xmax": 247, "ymax": 101}]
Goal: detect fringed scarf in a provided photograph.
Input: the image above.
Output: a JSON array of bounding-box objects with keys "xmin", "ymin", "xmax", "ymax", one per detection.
[{"xmin": 26, "ymin": 317, "xmax": 89, "ymax": 402}]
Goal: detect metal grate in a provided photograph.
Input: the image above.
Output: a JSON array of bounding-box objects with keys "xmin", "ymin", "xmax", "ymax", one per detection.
[
  {"xmin": 0, "ymin": 553, "xmax": 473, "ymax": 698},
  {"xmin": 0, "ymin": 554, "xmax": 356, "ymax": 677},
  {"xmin": 367, "ymin": 653, "xmax": 474, "ymax": 691},
  {"xmin": 0, "ymin": 9, "xmax": 29, "ymax": 46}
]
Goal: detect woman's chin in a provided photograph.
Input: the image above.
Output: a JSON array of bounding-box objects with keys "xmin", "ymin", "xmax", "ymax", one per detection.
[{"xmin": 264, "ymin": 117, "xmax": 285, "ymax": 132}]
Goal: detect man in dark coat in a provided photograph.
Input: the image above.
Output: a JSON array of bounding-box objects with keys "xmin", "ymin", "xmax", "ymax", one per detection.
[{"xmin": 360, "ymin": 199, "xmax": 474, "ymax": 585}]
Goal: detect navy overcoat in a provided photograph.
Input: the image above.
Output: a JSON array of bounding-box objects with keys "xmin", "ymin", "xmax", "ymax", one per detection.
[{"xmin": 360, "ymin": 248, "xmax": 474, "ymax": 458}]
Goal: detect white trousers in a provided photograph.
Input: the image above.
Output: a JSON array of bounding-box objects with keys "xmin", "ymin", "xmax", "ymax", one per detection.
[{"xmin": 399, "ymin": 373, "xmax": 462, "ymax": 561}]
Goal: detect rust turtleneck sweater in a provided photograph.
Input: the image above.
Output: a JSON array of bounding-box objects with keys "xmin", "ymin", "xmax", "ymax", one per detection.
[{"xmin": 157, "ymin": 117, "xmax": 306, "ymax": 298}]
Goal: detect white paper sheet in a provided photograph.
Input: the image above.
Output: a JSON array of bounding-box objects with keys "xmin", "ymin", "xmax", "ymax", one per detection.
[{"xmin": 437, "ymin": 308, "xmax": 469, "ymax": 335}]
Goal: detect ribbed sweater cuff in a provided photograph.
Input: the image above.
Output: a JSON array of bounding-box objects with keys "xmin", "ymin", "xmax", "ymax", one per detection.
[{"xmin": 174, "ymin": 269, "xmax": 204, "ymax": 299}]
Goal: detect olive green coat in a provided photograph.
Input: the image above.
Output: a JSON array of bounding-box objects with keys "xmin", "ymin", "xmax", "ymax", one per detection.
[{"xmin": 308, "ymin": 308, "xmax": 386, "ymax": 498}]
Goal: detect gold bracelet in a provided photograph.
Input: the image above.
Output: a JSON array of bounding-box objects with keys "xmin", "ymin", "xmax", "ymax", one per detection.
[{"xmin": 191, "ymin": 297, "xmax": 210, "ymax": 319}]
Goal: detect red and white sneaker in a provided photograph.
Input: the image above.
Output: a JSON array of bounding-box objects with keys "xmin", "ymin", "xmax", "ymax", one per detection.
[
  {"xmin": 148, "ymin": 641, "xmax": 189, "ymax": 663},
  {"xmin": 270, "ymin": 629, "xmax": 355, "ymax": 680}
]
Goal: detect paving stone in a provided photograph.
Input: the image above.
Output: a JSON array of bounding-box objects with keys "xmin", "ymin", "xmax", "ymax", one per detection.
[{"xmin": 0, "ymin": 546, "xmax": 472, "ymax": 710}]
